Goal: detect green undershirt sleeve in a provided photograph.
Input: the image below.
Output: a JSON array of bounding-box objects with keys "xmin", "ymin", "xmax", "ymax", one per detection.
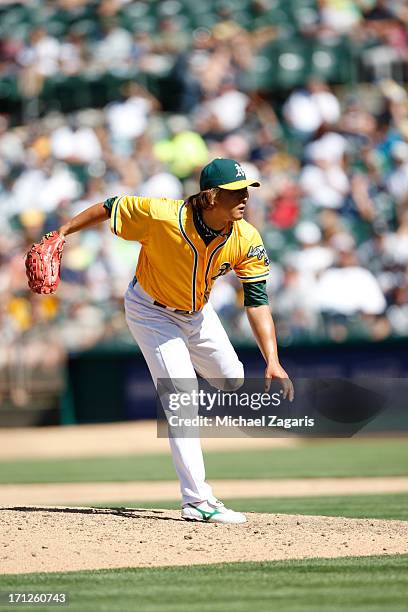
[
  {"xmin": 243, "ymin": 280, "xmax": 269, "ymax": 307},
  {"xmin": 103, "ymin": 196, "xmax": 117, "ymax": 217}
]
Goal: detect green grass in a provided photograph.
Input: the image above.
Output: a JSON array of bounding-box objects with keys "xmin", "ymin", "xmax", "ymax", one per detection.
[
  {"xmin": 0, "ymin": 556, "xmax": 407, "ymax": 612},
  {"xmin": 0, "ymin": 439, "xmax": 407, "ymax": 484},
  {"xmin": 110, "ymin": 492, "xmax": 408, "ymax": 521}
]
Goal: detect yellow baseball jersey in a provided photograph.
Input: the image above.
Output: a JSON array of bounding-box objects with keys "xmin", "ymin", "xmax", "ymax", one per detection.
[{"xmin": 109, "ymin": 196, "xmax": 269, "ymax": 312}]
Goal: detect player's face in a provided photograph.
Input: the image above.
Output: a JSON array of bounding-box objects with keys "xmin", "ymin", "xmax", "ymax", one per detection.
[{"xmin": 215, "ymin": 187, "xmax": 249, "ymax": 221}]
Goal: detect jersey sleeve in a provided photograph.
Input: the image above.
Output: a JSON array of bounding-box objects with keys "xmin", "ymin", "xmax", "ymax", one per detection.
[
  {"xmin": 234, "ymin": 227, "xmax": 270, "ymax": 283},
  {"xmin": 109, "ymin": 195, "xmax": 152, "ymax": 243}
]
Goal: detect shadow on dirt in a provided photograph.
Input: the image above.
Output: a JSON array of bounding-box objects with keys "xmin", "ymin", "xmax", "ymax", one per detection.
[{"xmin": 0, "ymin": 506, "xmax": 184, "ymax": 522}]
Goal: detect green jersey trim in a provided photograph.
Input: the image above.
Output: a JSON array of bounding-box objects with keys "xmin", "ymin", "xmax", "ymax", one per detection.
[
  {"xmin": 178, "ymin": 202, "xmax": 198, "ymax": 312},
  {"xmin": 112, "ymin": 196, "xmax": 123, "ymax": 236},
  {"xmin": 236, "ymin": 272, "xmax": 269, "ymax": 281}
]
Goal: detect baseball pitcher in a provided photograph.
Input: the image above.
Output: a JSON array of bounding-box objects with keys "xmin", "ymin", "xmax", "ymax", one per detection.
[{"xmin": 26, "ymin": 158, "xmax": 294, "ymax": 524}]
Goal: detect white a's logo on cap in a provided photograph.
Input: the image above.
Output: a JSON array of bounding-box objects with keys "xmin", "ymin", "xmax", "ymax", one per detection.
[{"xmin": 235, "ymin": 163, "xmax": 245, "ymax": 178}]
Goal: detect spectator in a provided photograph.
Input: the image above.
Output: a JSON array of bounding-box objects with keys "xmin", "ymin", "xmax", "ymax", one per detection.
[
  {"xmin": 91, "ymin": 19, "xmax": 133, "ymax": 72},
  {"xmin": 106, "ymin": 83, "xmax": 159, "ymax": 154},
  {"xmin": 18, "ymin": 28, "xmax": 61, "ymax": 78},
  {"xmin": 50, "ymin": 116, "xmax": 102, "ymax": 164},
  {"xmin": 286, "ymin": 221, "xmax": 335, "ymax": 276},
  {"xmin": 316, "ymin": 236, "xmax": 387, "ymax": 316},
  {"xmin": 317, "ymin": 0, "xmax": 362, "ymax": 35},
  {"xmin": 387, "ymin": 141, "xmax": 408, "ymax": 206},
  {"xmin": 283, "ymin": 79, "xmax": 341, "ymax": 140},
  {"xmin": 273, "ymin": 265, "xmax": 320, "ymax": 340},
  {"xmin": 300, "ymin": 132, "xmax": 350, "ymax": 209},
  {"xmin": 205, "ymin": 79, "xmax": 250, "ymax": 134}
]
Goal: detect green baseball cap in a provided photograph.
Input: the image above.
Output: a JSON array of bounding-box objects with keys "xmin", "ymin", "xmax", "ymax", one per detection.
[{"xmin": 200, "ymin": 158, "xmax": 261, "ymax": 191}]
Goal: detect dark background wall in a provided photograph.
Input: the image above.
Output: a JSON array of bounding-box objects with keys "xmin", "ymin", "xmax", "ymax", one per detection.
[{"xmin": 63, "ymin": 339, "xmax": 408, "ymax": 428}]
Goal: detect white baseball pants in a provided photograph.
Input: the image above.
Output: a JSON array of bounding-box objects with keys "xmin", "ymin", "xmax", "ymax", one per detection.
[{"xmin": 124, "ymin": 280, "xmax": 244, "ymax": 505}]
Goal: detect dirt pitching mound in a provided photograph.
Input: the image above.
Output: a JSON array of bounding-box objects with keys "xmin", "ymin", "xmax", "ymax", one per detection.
[{"xmin": 1, "ymin": 507, "xmax": 407, "ymax": 575}]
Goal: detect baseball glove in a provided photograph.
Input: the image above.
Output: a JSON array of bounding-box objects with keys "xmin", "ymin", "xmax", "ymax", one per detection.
[{"xmin": 25, "ymin": 231, "xmax": 65, "ymax": 294}]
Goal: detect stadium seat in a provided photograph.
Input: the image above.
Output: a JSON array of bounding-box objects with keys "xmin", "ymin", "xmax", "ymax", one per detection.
[
  {"xmin": 244, "ymin": 42, "xmax": 279, "ymax": 91},
  {"xmin": 311, "ymin": 40, "xmax": 352, "ymax": 83},
  {"xmin": 275, "ymin": 39, "xmax": 311, "ymax": 88}
]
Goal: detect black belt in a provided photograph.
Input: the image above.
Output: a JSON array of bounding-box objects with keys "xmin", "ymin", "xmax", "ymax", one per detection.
[
  {"xmin": 153, "ymin": 300, "xmax": 193, "ymax": 315},
  {"xmin": 132, "ymin": 276, "xmax": 193, "ymax": 315}
]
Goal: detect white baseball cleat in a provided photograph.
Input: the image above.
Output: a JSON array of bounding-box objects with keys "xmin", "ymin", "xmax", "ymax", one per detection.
[{"xmin": 181, "ymin": 499, "xmax": 247, "ymax": 524}]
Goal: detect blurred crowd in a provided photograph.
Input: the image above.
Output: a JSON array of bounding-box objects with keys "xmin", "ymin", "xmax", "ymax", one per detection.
[
  {"xmin": 1, "ymin": 0, "xmax": 408, "ymax": 403},
  {"xmin": 0, "ymin": 0, "xmax": 408, "ymax": 94}
]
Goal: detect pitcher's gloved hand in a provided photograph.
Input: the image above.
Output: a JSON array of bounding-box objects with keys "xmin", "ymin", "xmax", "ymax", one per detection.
[{"xmin": 25, "ymin": 231, "xmax": 65, "ymax": 294}]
